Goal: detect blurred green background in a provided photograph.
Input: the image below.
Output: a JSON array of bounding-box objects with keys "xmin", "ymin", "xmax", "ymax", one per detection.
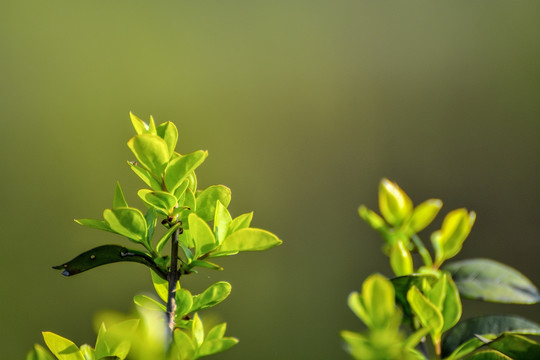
[{"xmin": 1, "ymin": 1, "xmax": 539, "ymax": 359}]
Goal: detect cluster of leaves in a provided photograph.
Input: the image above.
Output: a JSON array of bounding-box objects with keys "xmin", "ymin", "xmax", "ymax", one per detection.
[
  {"xmin": 343, "ymin": 179, "xmax": 540, "ymax": 360},
  {"xmin": 27, "ymin": 114, "xmax": 282, "ymax": 360}
]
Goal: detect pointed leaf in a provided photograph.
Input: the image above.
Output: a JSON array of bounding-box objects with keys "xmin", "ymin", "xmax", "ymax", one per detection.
[
  {"xmin": 441, "ymin": 274, "xmax": 462, "ymax": 332},
  {"xmin": 191, "ymin": 281, "xmax": 231, "ymax": 312},
  {"xmin": 378, "ymin": 178, "xmax": 413, "ymax": 226},
  {"xmin": 190, "ymin": 260, "xmax": 223, "ymax": 271},
  {"xmin": 103, "ymin": 207, "xmax": 147, "ymax": 243},
  {"xmin": 407, "ymin": 286, "xmax": 444, "ymax": 337},
  {"xmin": 138, "ymin": 189, "xmax": 177, "ymax": 216},
  {"xmin": 407, "ymin": 199, "xmax": 443, "ymax": 233},
  {"xmin": 156, "ymin": 121, "xmax": 178, "ymax": 157},
  {"xmin": 79, "ymin": 345, "xmax": 94, "ymax": 360},
  {"xmin": 94, "ymin": 320, "xmax": 138, "ymax": 360},
  {"xmin": 444, "ymin": 258, "xmax": 540, "ymax": 304},
  {"xmin": 197, "ymin": 338, "xmax": 238, "ymax": 357},
  {"xmin": 391, "ymin": 274, "xmax": 438, "ymax": 319},
  {"xmin": 192, "ymin": 313, "xmax": 204, "ymax": 347},
  {"xmin": 175, "ymin": 288, "xmax": 194, "ymax": 318},
  {"xmin": 52, "ymin": 245, "xmax": 166, "ymax": 279},
  {"xmin": 189, "ymin": 213, "xmax": 217, "ymax": 258},
  {"xmin": 127, "ymin": 134, "xmax": 170, "ymax": 176},
  {"xmin": 487, "ymin": 333, "xmax": 540, "ymax": 359},
  {"xmin": 130, "ymin": 112, "xmax": 148, "ymax": 135},
  {"xmin": 173, "ymin": 329, "xmax": 196, "ymax": 360},
  {"xmin": 74, "ymin": 219, "xmax": 115, "ymax": 234},
  {"xmin": 195, "ymin": 185, "xmax": 231, "ymax": 222},
  {"xmin": 206, "ymin": 323, "xmax": 227, "ymax": 341},
  {"xmin": 216, "ymin": 228, "xmax": 282, "ymax": 254},
  {"xmin": 213, "ymin": 201, "xmax": 232, "ymax": 245},
  {"xmin": 466, "ymin": 349, "xmax": 513, "ymax": 359},
  {"xmin": 227, "ymin": 212, "xmax": 253, "ymax": 236},
  {"xmin": 127, "ymin": 161, "xmax": 162, "ymax": 191},
  {"xmin": 26, "ymin": 344, "xmax": 55, "ymax": 360},
  {"xmin": 42, "ymin": 332, "xmax": 85, "ymax": 360},
  {"xmin": 164, "ymin": 150, "xmax": 207, "ymax": 193},
  {"xmin": 446, "ymin": 335, "xmax": 497, "ymax": 360},
  {"xmin": 145, "ymin": 208, "xmax": 157, "ymax": 244},
  {"xmin": 156, "ymin": 222, "xmax": 183, "ymax": 254},
  {"xmin": 441, "ymin": 315, "xmax": 540, "ymax": 358},
  {"xmin": 113, "ymin": 182, "xmax": 128, "ymax": 209},
  {"xmin": 134, "ymin": 295, "xmax": 166, "ymax": 312}
]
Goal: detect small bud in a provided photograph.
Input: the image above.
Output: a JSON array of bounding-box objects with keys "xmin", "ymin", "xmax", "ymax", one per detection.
[
  {"xmin": 358, "ymin": 205, "xmax": 388, "ymax": 233},
  {"xmin": 390, "ymin": 240, "xmax": 414, "ymax": 276},
  {"xmin": 378, "ymin": 178, "xmax": 413, "ymax": 227},
  {"xmin": 407, "ymin": 199, "xmax": 443, "ymax": 233},
  {"xmin": 432, "ymin": 208, "xmax": 476, "ymax": 265}
]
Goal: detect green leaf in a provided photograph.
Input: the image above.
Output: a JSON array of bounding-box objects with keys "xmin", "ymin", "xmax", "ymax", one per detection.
[
  {"xmin": 42, "ymin": 332, "xmax": 85, "ymax": 360},
  {"xmin": 446, "ymin": 335, "xmax": 497, "ymax": 360},
  {"xmin": 213, "ymin": 201, "xmax": 232, "ymax": 245},
  {"xmin": 138, "ymin": 189, "xmax": 177, "ymax": 216},
  {"xmin": 26, "ymin": 344, "xmax": 55, "ymax": 360},
  {"xmin": 173, "ymin": 329, "xmax": 196, "ymax": 360},
  {"xmin": 175, "ymin": 288, "xmax": 194, "ymax": 318},
  {"xmin": 127, "ymin": 161, "xmax": 162, "ymax": 191},
  {"xmin": 191, "ymin": 281, "xmax": 232, "ymax": 312},
  {"xmin": 486, "ymin": 333, "xmax": 540, "ymax": 359},
  {"xmin": 156, "ymin": 121, "xmax": 178, "ymax": 157},
  {"xmin": 52, "ymin": 245, "xmax": 166, "ymax": 279},
  {"xmin": 391, "ymin": 273, "xmax": 438, "ymax": 319},
  {"xmin": 103, "ymin": 207, "xmax": 147, "ymax": 243},
  {"xmin": 164, "ymin": 150, "xmax": 208, "ymax": 193},
  {"xmin": 156, "ymin": 222, "xmax": 183, "ymax": 254},
  {"xmin": 189, "ymin": 260, "xmax": 223, "ymax": 271},
  {"xmin": 133, "ymin": 295, "xmax": 166, "ymax": 312},
  {"xmin": 407, "ymin": 199, "xmax": 442, "ymax": 233},
  {"xmin": 390, "ymin": 240, "xmax": 414, "ymax": 276},
  {"xmin": 215, "ymin": 228, "xmax": 282, "ymax": 254},
  {"xmin": 127, "ymin": 134, "xmax": 170, "ymax": 176},
  {"xmin": 227, "ymin": 212, "xmax": 253, "ymax": 236},
  {"xmin": 443, "ymin": 258, "xmax": 540, "ymax": 304},
  {"xmin": 441, "ymin": 315, "xmax": 540, "ymax": 358},
  {"xmin": 206, "ymin": 323, "xmax": 227, "ymax": 341},
  {"xmin": 145, "ymin": 208, "xmax": 157, "ymax": 244},
  {"xmin": 79, "ymin": 344, "xmax": 95, "ymax": 360},
  {"xmin": 431, "ymin": 208, "xmax": 476, "ymax": 265},
  {"xmin": 407, "ymin": 286, "xmax": 444, "ymax": 338},
  {"xmin": 197, "ymin": 338, "xmax": 238, "ymax": 357},
  {"xmin": 466, "ymin": 349, "xmax": 513, "ymax": 359},
  {"xmin": 195, "ymin": 185, "xmax": 232, "ymax": 222},
  {"xmin": 129, "ymin": 112, "xmax": 148, "ymax": 135},
  {"xmin": 358, "ymin": 205, "xmax": 389, "ymax": 235},
  {"xmin": 74, "ymin": 219, "xmax": 115, "ymax": 234},
  {"xmin": 441, "ymin": 274, "xmax": 462, "ymax": 332},
  {"xmin": 113, "ymin": 182, "xmax": 128, "ymax": 209},
  {"xmin": 173, "ymin": 180, "xmax": 190, "ymax": 201},
  {"xmin": 94, "ymin": 320, "xmax": 138, "ymax": 360},
  {"xmin": 189, "ymin": 213, "xmax": 217, "ymax": 258},
  {"xmin": 378, "ymin": 178, "xmax": 413, "ymax": 227},
  {"xmin": 151, "ymin": 270, "xmax": 170, "ymax": 302},
  {"xmin": 192, "ymin": 313, "xmax": 204, "ymax": 347}
]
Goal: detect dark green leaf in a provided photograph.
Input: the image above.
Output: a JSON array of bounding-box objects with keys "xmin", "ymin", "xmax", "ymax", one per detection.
[
  {"xmin": 444, "ymin": 258, "xmax": 540, "ymax": 304},
  {"xmin": 441, "ymin": 315, "xmax": 540, "ymax": 357},
  {"xmin": 486, "ymin": 334, "xmax": 540, "ymax": 359},
  {"xmin": 52, "ymin": 245, "xmax": 166, "ymax": 279},
  {"xmin": 466, "ymin": 349, "xmax": 513, "ymax": 359}
]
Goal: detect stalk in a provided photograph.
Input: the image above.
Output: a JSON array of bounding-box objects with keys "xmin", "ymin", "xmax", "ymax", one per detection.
[{"xmin": 165, "ymin": 225, "xmax": 180, "ymax": 344}]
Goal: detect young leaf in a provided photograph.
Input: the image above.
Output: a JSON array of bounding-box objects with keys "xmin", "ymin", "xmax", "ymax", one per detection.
[
  {"xmin": 127, "ymin": 161, "xmax": 162, "ymax": 191},
  {"xmin": 443, "ymin": 258, "xmax": 540, "ymax": 304},
  {"xmin": 189, "ymin": 213, "xmax": 217, "ymax": 258},
  {"xmin": 192, "ymin": 313, "xmax": 204, "ymax": 347},
  {"xmin": 95, "ymin": 319, "xmax": 138, "ymax": 360},
  {"xmin": 151, "ymin": 270, "xmax": 170, "ymax": 302},
  {"xmin": 206, "ymin": 323, "xmax": 227, "ymax": 341},
  {"xmin": 52, "ymin": 245, "xmax": 167, "ymax": 279},
  {"xmin": 215, "ymin": 228, "xmax": 282, "ymax": 254},
  {"xmin": 156, "ymin": 222, "xmax": 183, "ymax": 254},
  {"xmin": 213, "ymin": 201, "xmax": 232, "ymax": 245},
  {"xmin": 103, "ymin": 207, "xmax": 147, "ymax": 243},
  {"xmin": 173, "ymin": 329, "xmax": 196, "ymax": 360},
  {"xmin": 42, "ymin": 332, "xmax": 85, "ymax": 360},
  {"xmin": 195, "ymin": 185, "xmax": 232, "ymax": 222},
  {"xmin": 189, "ymin": 260, "xmax": 223, "ymax": 271},
  {"xmin": 134, "ymin": 295, "xmax": 166, "ymax": 312},
  {"xmin": 391, "ymin": 273, "xmax": 438, "ymax": 319},
  {"xmin": 431, "ymin": 208, "xmax": 476, "ymax": 265},
  {"xmin": 407, "ymin": 286, "xmax": 444, "ymax": 338},
  {"xmin": 127, "ymin": 134, "xmax": 170, "ymax": 177},
  {"xmin": 407, "ymin": 199, "xmax": 443, "ymax": 233},
  {"xmin": 156, "ymin": 121, "xmax": 178, "ymax": 157},
  {"xmin": 358, "ymin": 205, "xmax": 389, "ymax": 235},
  {"xmin": 26, "ymin": 344, "xmax": 55, "ymax": 360},
  {"xmin": 145, "ymin": 208, "xmax": 157, "ymax": 244},
  {"xmin": 390, "ymin": 240, "xmax": 414, "ymax": 276},
  {"xmin": 175, "ymin": 288, "xmax": 194, "ymax": 319},
  {"xmin": 79, "ymin": 345, "xmax": 94, "ymax": 360},
  {"xmin": 227, "ymin": 212, "xmax": 253, "ymax": 236},
  {"xmin": 74, "ymin": 219, "xmax": 115, "ymax": 234},
  {"xmin": 378, "ymin": 178, "xmax": 413, "ymax": 227},
  {"xmin": 138, "ymin": 189, "xmax": 177, "ymax": 216},
  {"xmin": 441, "ymin": 315, "xmax": 540, "ymax": 358},
  {"xmin": 164, "ymin": 150, "xmax": 208, "ymax": 193},
  {"xmin": 130, "ymin": 112, "xmax": 148, "ymax": 135},
  {"xmin": 441, "ymin": 274, "xmax": 462, "ymax": 332},
  {"xmin": 191, "ymin": 281, "xmax": 232, "ymax": 312},
  {"xmin": 113, "ymin": 182, "xmax": 128, "ymax": 209},
  {"xmin": 197, "ymin": 338, "xmax": 238, "ymax": 357}
]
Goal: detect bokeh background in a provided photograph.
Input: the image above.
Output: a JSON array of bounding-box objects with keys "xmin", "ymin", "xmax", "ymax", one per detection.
[{"xmin": 1, "ymin": 1, "xmax": 539, "ymax": 359}]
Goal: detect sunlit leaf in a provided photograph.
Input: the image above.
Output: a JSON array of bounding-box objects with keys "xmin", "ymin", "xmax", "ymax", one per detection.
[
  {"xmin": 113, "ymin": 182, "xmax": 128, "ymax": 209},
  {"xmin": 227, "ymin": 212, "xmax": 253, "ymax": 236},
  {"xmin": 138, "ymin": 189, "xmax": 177, "ymax": 216},
  {"xmin": 173, "ymin": 329, "xmax": 195, "ymax": 360},
  {"xmin": 215, "ymin": 228, "xmax": 281, "ymax": 255},
  {"xmin": 175, "ymin": 288, "xmax": 194, "ymax": 319},
  {"xmin": 42, "ymin": 332, "xmax": 84, "ymax": 360},
  {"xmin": 378, "ymin": 178, "xmax": 413, "ymax": 227},
  {"xmin": 156, "ymin": 121, "xmax": 178, "ymax": 157},
  {"xmin": 156, "ymin": 222, "xmax": 182, "ymax": 254},
  {"xmin": 127, "ymin": 134, "xmax": 170, "ymax": 176},
  {"xmin": 26, "ymin": 344, "xmax": 55, "ymax": 360},
  {"xmin": 127, "ymin": 161, "xmax": 162, "ymax": 191},
  {"xmin": 189, "ymin": 213, "xmax": 217, "ymax": 258},
  {"xmin": 195, "ymin": 185, "xmax": 231, "ymax": 222},
  {"xmin": 134, "ymin": 295, "xmax": 166, "ymax": 312},
  {"xmin": 74, "ymin": 219, "xmax": 115, "ymax": 234},
  {"xmin": 103, "ymin": 207, "xmax": 147, "ymax": 243},
  {"xmin": 197, "ymin": 338, "xmax": 238, "ymax": 357},
  {"xmin": 407, "ymin": 199, "xmax": 442, "ymax": 233},
  {"xmin": 407, "ymin": 286, "xmax": 443, "ymax": 338},
  {"xmin": 164, "ymin": 150, "xmax": 207, "ymax": 193},
  {"xmin": 192, "ymin": 313, "xmax": 204, "ymax": 347},
  {"xmin": 191, "ymin": 282, "xmax": 231, "ymax": 312}
]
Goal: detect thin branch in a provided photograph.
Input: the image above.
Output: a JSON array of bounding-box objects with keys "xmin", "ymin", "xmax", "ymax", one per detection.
[{"xmin": 165, "ymin": 225, "xmax": 180, "ymax": 344}]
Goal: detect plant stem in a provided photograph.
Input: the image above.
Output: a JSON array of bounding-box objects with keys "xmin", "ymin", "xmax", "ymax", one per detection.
[
  {"xmin": 165, "ymin": 225, "xmax": 180, "ymax": 344},
  {"xmin": 411, "ymin": 234, "xmax": 433, "ymax": 268}
]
